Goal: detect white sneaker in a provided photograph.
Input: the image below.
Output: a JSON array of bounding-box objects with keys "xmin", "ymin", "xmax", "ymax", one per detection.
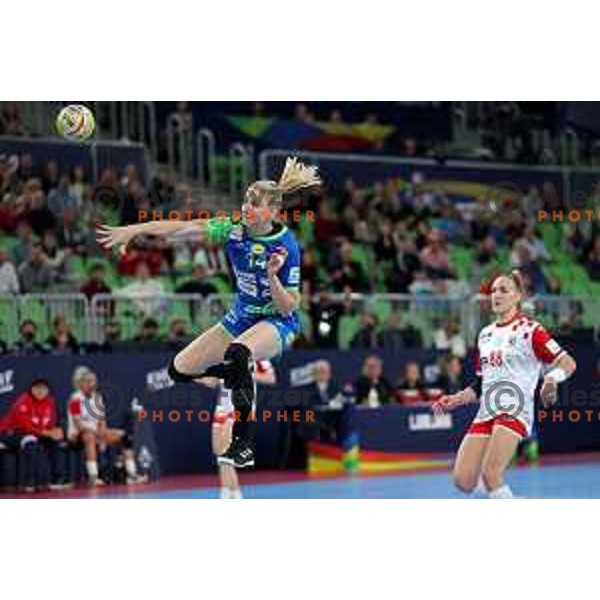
[{"xmin": 126, "ymin": 474, "xmax": 149, "ymax": 485}]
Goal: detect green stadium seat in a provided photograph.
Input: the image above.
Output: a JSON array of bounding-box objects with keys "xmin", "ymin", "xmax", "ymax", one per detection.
[{"xmin": 338, "ymin": 314, "xmax": 362, "ymax": 349}]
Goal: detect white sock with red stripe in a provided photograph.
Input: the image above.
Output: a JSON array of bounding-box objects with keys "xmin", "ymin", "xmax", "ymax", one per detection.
[{"xmin": 488, "ymin": 485, "xmax": 513, "ymax": 499}]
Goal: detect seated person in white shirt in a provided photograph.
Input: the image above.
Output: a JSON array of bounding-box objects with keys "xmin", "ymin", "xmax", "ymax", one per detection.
[{"xmin": 67, "ymin": 366, "xmax": 145, "ymax": 486}]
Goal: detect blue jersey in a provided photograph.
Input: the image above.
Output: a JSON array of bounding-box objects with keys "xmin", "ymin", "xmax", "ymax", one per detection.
[{"xmin": 206, "ymin": 218, "xmax": 301, "ymax": 317}]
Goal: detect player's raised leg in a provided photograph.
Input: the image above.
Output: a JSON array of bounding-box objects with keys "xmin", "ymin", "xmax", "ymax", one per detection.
[
  {"xmin": 168, "ymin": 323, "xmax": 232, "ymax": 382},
  {"xmin": 217, "ymin": 321, "xmax": 281, "ymax": 468},
  {"xmin": 481, "ymin": 426, "xmax": 521, "ymax": 498}
]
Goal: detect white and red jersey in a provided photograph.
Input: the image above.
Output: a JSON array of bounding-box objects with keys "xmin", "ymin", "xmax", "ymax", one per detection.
[
  {"xmin": 473, "ymin": 312, "xmax": 565, "ymax": 434},
  {"xmin": 214, "ymin": 360, "xmax": 275, "ymax": 414},
  {"xmin": 67, "ymin": 390, "xmax": 106, "ymax": 438}
]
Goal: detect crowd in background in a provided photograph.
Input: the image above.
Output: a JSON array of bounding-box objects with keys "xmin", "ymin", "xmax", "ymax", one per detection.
[{"xmin": 1, "ymin": 147, "xmax": 600, "ymax": 355}]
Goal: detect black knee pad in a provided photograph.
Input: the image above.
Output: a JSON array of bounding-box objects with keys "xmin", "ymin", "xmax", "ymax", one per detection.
[
  {"xmin": 223, "ymin": 343, "xmax": 254, "ymax": 408},
  {"xmin": 121, "ymin": 432, "xmax": 133, "ymax": 449},
  {"xmin": 168, "ymin": 357, "xmax": 196, "ymax": 383}
]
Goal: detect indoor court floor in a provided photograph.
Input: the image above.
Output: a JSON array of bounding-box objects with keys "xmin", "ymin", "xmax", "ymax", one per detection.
[{"xmin": 8, "ymin": 454, "xmax": 598, "ymax": 499}]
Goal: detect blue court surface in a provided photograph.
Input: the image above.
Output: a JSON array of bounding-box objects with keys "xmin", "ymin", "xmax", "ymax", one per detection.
[{"xmin": 94, "ymin": 461, "xmax": 600, "ymax": 499}]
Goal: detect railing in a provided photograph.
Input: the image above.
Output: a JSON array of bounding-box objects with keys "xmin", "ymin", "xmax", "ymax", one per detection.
[
  {"xmin": 0, "ymin": 293, "xmax": 597, "ymax": 348},
  {"xmin": 197, "ymin": 128, "xmax": 216, "ymax": 189}
]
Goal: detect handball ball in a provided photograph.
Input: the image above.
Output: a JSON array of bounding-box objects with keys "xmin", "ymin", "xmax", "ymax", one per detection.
[{"xmin": 56, "ymin": 104, "xmax": 95, "ymax": 141}]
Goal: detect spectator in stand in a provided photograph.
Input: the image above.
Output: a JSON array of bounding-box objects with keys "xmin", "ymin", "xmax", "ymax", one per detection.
[
  {"xmin": 66, "ymin": 366, "xmax": 144, "ymax": 486},
  {"xmin": 133, "ymin": 317, "xmax": 162, "ymax": 348},
  {"xmin": 167, "ymin": 318, "xmax": 190, "ymax": 349},
  {"xmin": 80, "ymin": 263, "xmax": 112, "ymax": 302},
  {"xmin": 354, "ymin": 355, "xmax": 393, "ymax": 407},
  {"xmin": 0, "ymin": 378, "xmax": 67, "ymax": 491},
  {"xmin": 41, "ymin": 161, "xmax": 59, "ymax": 196},
  {"xmin": 546, "ymin": 275, "xmax": 562, "ymax": 295},
  {"xmin": 510, "ymin": 224, "xmax": 551, "ymax": 265},
  {"xmin": 586, "ymin": 236, "xmax": 600, "ymax": 281},
  {"xmin": 437, "ymin": 355, "xmax": 465, "ymax": 396},
  {"xmin": 0, "ymin": 244, "xmax": 20, "ymax": 294},
  {"xmin": 373, "ymin": 219, "xmax": 398, "ymax": 263},
  {"xmin": 350, "ymin": 312, "xmax": 379, "ymax": 349},
  {"xmin": 433, "ymin": 319, "xmax": 467, "ymax": 358},
  {"xmin": 377, "ymin": 311, "xmax": 423, "ymax": 350},
  {"xmin": 48, "ymin": 174, "xmax": 77, "ymax": 216},
  {"xmin": 394, "ymin": 361, "xmax": 427, "ymax": 405},
  {"xmin": 331, "ymin": 240, "xmax": 370, "ymax": 292},
  {"xmin": 69, "ymin": 165, "xmax": 88, "ymax": 206},
  {"xmin": 0, "ymin": 102, "xmax": 26, "ymax": 136},
  {"xmin": 95, "ymin": 321, "xmax": 122, "ymax": 353},
  {"xmin": 10, "ymin": 221, "xmax": 34, "ymax": 266},
  {"xmin": 309, "ymin": 286, "xmax": 351, "ymax": 348},
  {"xmin": 11, "ymin": 320, "xmax": 47, "ymax": 354},
  {"xmin": 15, "ymin": 154, "xmax": 33, "ymax": 182},
  {"xmin": 18, "ymin": 241, "xmax": 55, "ymax": 292},
  {"xmin": 386, "ymin": 228, "xmax": 421, "ymax": 292},
  {"xmin": 56, "ymin": 205, "xmax": 89, "ymax": 255},
  {"xmin": 511, "ymin": 245, "xmax": 547, "ymax": 293},
  {"xmin": 27, "ymin": 186, "xmax": 57, "ymax": 237},
  {"xmin": 46, "ymin": 316, "xmax": 80, "ymax": 355},
  {"xmin": 301, "ymin": 248, "xmax": 318, "ymax": 296},
  {"xmin": 476, "ymin": 234, "xmax": 497, "ymax": 267},
  {"xmin": 118, "ymin": 261, "xmax": 165, "ymax": 317},
  {"xmin": 314, "ymin": 199, "xmax": 341, "ymax": 253},
  {"xmin": 41, "ymin": 230, "xmax": 70, "ymax": 283},
  {"xmin": 419, "ymin": 229, "xmax": 454, "ymax": 281},
  {"xmin": 118, "ymin": 241, "xmax": 163, "ymax": 277},
  {"xmin": 0, "ymin": 194, "xmax": 19, "ymax": 232},
  {"xmin": 294, "ymin": 103, "xmax": 314, "ymax": 124}
]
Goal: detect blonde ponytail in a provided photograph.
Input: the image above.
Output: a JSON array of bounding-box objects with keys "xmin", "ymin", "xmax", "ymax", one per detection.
[
  {"xmin": 247, "ymin": 157, "xmax": 322, "ymax": 206},
  {"xmin": 275, "ymin": 157, "xmax": 322, "ymax": 194}
]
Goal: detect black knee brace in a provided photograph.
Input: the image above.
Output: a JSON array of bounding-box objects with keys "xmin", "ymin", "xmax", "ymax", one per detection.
[
  {"xmin": 223, "ymin": 343, "xmax": 254, "ymax": 409},
  {"xmin": 167, "ymin": 357, "xmax": 198, "ymax": 383}
]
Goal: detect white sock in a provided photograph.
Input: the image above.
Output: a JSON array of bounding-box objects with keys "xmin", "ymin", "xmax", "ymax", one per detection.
[
  {"xmin": 230, "ymin": 488, "xmax": 243, "ymax": 499},
  {"xmin": 219, "ymin": 487, "xmax": 231, "ymax": 500},
  {"xmin": 488, "ymin": 484, "xmax": 513, "ymax": 499},
  {"xmin": 86, "ymin": 461, "xmax": 98, "ymax": 479},
  {"xmin": 474, "ymin": 477, "xmax": 486, "ymax": 495},
  {"xmin": 125, "ymin": 458, "xmax": 137, "ymax": 478}
]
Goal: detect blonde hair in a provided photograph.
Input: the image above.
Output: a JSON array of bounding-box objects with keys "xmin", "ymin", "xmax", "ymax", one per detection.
[{"xmin": 249, "ymin": 157, "xmax": 322, "ymax": 204}]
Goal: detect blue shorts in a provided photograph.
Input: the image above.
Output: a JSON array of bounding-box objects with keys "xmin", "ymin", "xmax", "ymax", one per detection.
[{"xmin": 219, "ymin": 309, "xmax": 301, "ymax": 353}]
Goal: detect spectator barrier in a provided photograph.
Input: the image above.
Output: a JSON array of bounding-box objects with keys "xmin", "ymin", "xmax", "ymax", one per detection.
[{"xmin": 0, "ymin": 293, "xmax": 598, "ymax": 347}]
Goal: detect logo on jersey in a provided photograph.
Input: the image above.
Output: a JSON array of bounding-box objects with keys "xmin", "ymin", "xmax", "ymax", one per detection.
[
  {"xmin": 249, "ymin": 244, "xmax": 267, "ymax": 270},
  {"xmin": 482, "ymin": 380, "xmax": 525, "ymax": 419},
  {"xmin": 288, "ymin": 266, "xmax": 300, "ymax": 286}
]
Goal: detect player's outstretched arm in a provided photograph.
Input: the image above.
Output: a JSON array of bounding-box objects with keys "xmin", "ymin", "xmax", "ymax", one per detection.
[
  {"xmin": 432, "ymin": 387, "xmax": 478, "ymax": 415},
  {"xmin": 96, "ymin": 220, "xmax": 207, "ymax": 254}
]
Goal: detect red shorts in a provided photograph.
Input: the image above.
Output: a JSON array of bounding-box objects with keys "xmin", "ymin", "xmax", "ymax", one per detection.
[{"xmin": 467, "ymin": 415, "xmax": 528, "ymax": 439}]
